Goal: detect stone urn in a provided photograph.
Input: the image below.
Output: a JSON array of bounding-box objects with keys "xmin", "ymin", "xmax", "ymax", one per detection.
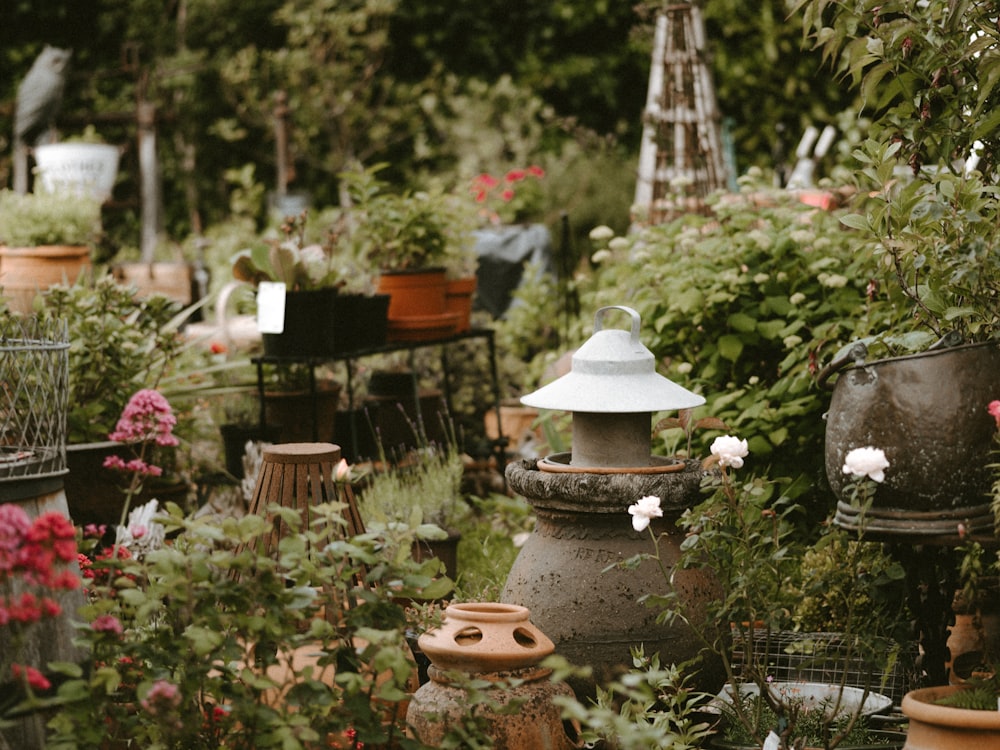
[
  {"xmin": 407, "ymin": 602, "xmax": 581, "ymax": 750},
  {"xmin": 500, "ymin": 306, "xmax": 723, "ymax": 697},
  {"xmin": 502, "ymin": 458, "xmax": 724, "ymax": 697}
]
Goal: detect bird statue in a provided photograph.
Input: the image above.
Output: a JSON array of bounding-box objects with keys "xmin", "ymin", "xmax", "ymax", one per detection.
[{"xmin": 12, "ymin": 45, "xmax": 72, "ymax": 193}]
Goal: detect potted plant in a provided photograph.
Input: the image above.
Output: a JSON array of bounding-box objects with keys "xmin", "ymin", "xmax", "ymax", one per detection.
[
  {"xmin": 32, "ymin": 126, "xmax": 121, "ymax": 204},
  {"xmin": 257, "ymin": 361, "xmax": 342, "ymax": 444},
  {"xmin": 790, "ymin": 0, "xmax": 1000, "ymax": 539},
  {"xmin": 232, "ymin": 210, "xmax": 386, "ymax": 356},
  {"xmin": 0, "ymin": 188, "xmax": 102, "ymax": 313},
  {"xmin": 343, "ymin": 165, "xmax": 478, "ymax": 338}
]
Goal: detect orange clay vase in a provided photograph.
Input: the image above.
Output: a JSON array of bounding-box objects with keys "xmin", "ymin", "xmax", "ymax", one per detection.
[{"xmin": 407, "ymin": 602, "xmax": 581, "ymax": 750}]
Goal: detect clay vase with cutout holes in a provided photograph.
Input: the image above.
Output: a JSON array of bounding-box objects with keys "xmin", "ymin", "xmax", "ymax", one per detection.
[
  {"xmin": 417, "ymin": 601, "xmax": 553, "ymax": 673},
  {"xmin": 408, "ymin": 602, "xmax": 582, "ymax": 750}
]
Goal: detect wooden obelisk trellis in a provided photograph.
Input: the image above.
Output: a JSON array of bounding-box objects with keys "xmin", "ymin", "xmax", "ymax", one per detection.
[{"xmin": 635, "ymin": 3, "xmax": 728, "ymax": 224}]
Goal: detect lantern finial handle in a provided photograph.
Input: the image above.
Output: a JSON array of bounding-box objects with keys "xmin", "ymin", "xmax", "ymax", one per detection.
[{"xmin": 593, "ymin": 306, "xmax": 641, "ymax": 345}]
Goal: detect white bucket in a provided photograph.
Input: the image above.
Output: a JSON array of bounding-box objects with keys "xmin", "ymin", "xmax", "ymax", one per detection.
[{"xmin": 33, "ymin": 142, "xmax": 120, "ymax": 202}]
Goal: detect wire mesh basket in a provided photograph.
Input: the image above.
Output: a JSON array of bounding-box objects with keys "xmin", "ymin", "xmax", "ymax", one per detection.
[
  {"xmin": 730, "ymin": 626, "xmax": 920, "ymax": 707},
  {"xmin": 0, "ymin": 316, "xmax": 69, "ymax": 482}
]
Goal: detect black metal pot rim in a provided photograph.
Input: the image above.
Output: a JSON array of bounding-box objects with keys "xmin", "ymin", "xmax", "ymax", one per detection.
[{"xmin": 849, "ymin": 338, "xmax": 1000, "ymax": 370}]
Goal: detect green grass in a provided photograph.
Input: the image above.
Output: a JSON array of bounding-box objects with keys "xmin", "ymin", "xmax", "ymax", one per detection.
[{"xmin": 452, "ymin": 492, "xmax": 535, "ymax": 601}]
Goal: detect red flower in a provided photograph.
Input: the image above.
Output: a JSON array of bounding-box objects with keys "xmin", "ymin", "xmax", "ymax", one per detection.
[{"xmin": 12, "ymin": 664, "xmax": 51, "ymax": 691}]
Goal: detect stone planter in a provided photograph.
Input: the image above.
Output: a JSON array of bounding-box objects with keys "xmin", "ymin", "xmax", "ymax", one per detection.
[{"xmin": 501, "ymin": 458, "xmax": 724, "ymax": 698}]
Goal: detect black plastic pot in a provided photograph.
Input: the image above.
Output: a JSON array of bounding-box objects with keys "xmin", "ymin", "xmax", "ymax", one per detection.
[{"xmin": 262, "ymin": 287, "xmax": 338, "ymax": 358}]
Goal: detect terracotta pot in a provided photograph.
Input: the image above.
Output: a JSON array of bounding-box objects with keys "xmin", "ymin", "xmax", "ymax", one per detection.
[
  {"xmin": 409, "ymin": 602, "xmax": 581, "ymax": 749},
  {"xmin": 377, "ymin": 267, "xmax": 447, "ymax": 318},
  {"xmin": 112, "ymin": 261, "xmax": 197, "ymax": 308},
  {"xmin": 417, "ymin": 602, "xmax": 553, "ymax": 673},
  {"xmin": 0, "ymin": 245, "xmax": 91, "ymax": 313},
  {"xmin": 445, "ymin": 275, "xmax": 477, "ymax": 333},
  {"xmin": 824, "ymin": 340, "xmax": 1000, "ymax": 539},
  {"xmin": 901, "ymin": 685, "xmax": 1000, "ymax": 749}
]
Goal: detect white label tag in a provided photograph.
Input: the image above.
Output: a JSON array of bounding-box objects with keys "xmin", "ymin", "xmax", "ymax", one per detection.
[{"xmin": 257, "ymin": 282, "xmax": 287, "ymax": 333}]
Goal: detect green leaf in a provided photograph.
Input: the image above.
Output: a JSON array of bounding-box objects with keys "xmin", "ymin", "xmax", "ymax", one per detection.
[
  {"xmin": 184, "ymin": 624, "xmax": 225, "ymax": 656},
  {"xmin": 838, "ymin": 212, "xmax": 869, "ymax": 231},
  {"xmin": 718, "ymin": 334, "xmax": 744, "ymax": 362},
  {"xmin": 727, "ymin": 312, "xmax": 757, "ymax": 333}
]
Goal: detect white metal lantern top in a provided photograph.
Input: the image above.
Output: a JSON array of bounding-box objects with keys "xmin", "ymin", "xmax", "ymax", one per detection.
[{"xmin": 521, "ymin": 306, "xmax": 705, "ymax": 414}]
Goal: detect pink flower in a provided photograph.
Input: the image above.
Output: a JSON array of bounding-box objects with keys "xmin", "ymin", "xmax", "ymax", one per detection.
[
  {"xmin": 108, "ymin": 389, "xmax": 179, "ymax": 447},
  {"xmin": 141, "ymin": 679, "xmax": 181, "ymax": 714},
  {"xmin": 91, "ymin": 614, "xmax": 124, "ymax": 636},
  {"xmin": 335, "ymin": 458, "xmax": 351, "ymax": 481},
  {"xmin": 988, "ymin": 400, "xmax": 1000, "ymax": 428},
  {"xmin": 83, "ymin": 523, "xmax": 107, "ymax": 539}
]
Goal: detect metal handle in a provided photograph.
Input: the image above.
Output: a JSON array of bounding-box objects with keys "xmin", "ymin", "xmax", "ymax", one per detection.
[
  {"xmin": 817, "ymin": 341, "xmax": 868, "ymax": 391},
  {"xmin": 594, "ymin": 306, "xmax": 641, "ymax": 346}
]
